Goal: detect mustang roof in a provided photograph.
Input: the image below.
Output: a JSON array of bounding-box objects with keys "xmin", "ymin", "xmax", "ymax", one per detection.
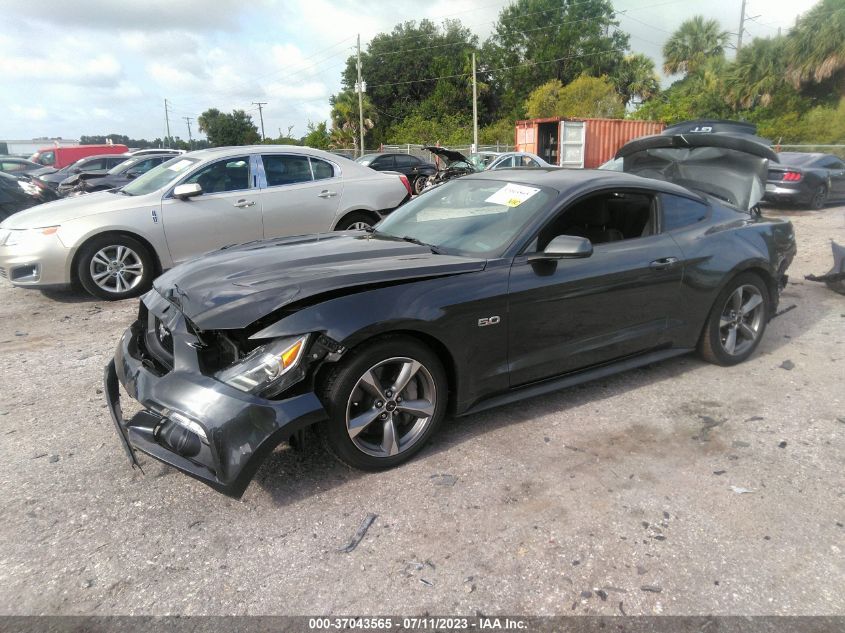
[{"xmin": 464, "ymin": 167, "xmax": 702, "ymax": 198}]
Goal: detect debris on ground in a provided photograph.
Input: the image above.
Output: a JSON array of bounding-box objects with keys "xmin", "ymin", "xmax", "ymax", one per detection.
[
  {"xmin": 619, "ymin": 601, "xmax": 627, "ymax": 615},
  {"xmin": 778, "ymin": 441, "xmax": 788, "ymax": 448},
  {"xmin": 780, "ymin": 360, "xmax": 795, "ymax": 370},
  {"xmin": 641, "ymin": 585, "xmax": 662, "ymax": 593},
  {"xmin": 732, "ymin": 440, "xmax": 751, "ymax": 448},
  {"xmin": 48, "ymin": 455, "xmax": 59, "ymax": 463},
  {"xmin": 596, "ymin": 589, "xmax": 608, "ymax": 601},
  {"xmin": 430, "ymin": 473, "xmax": 458, "ymax": 486},
  {"xmin": 713, "ymin": 470, "xmax": 727, "ymax": 476},
  {"xmin": 337, "ymin": 513, "xmax": 378, "ymax": 553},
  {"xmin": 419, "ymin": 578, "xmax": 433, "ymax": 587},
  {"xmin": 804, "ymin": 240, "xmax": 845, "ymax": 295},
  {"xmin": 729, "ymin": 486, "xmax": 756, "ymax": 494}
]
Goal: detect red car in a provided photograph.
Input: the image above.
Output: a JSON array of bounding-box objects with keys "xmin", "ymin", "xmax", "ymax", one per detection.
[{"xmin": 29, "ymin": 144, "xmax": 129, "ymax": 169}]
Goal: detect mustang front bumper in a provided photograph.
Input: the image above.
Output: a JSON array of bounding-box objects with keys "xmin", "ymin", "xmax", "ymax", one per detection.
[{"xmin": 104, "ymin": 301, "xmax": 327, "ymax": 497}]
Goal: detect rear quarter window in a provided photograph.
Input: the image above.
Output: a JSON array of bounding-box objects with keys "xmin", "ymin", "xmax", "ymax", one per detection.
[{"xmin": 661, "ymin": 194, "xmax": 709, "ymax": 231}]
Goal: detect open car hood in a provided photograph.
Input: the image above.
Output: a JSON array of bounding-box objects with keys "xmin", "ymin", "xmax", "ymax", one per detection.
[
  {"xmin": 423, "ymin": 146, "xmax": 472, "ymax": 165},
  {"xmin": 617, "ymin": 133, "xmax": 779, "ymax": 211}
]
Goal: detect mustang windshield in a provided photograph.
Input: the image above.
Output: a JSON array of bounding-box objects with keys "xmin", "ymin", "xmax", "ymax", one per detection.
[
  {"xmin": 120, "ymin": 156, "xmax": 200, "ymax": 196},
  {"xmin": 376, "ymin": 178, "xmax": 556, "ymax": 257}
]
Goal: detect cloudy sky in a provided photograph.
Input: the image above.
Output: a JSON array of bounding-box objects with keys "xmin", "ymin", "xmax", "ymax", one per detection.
[{"xmin": 0, "ymin": 0, "xmax": 819, "ymax": 143}]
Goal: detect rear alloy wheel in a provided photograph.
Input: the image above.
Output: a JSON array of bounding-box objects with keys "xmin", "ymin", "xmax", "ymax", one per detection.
[
  {"xmin": 699, "ymin": 273, "xmax": 769, "ymax": 366},
  {"xmin": 318, "ymin": 337, "xmax": 447, "ymax": 470},
  {"xmin": 77, "ymin": 234, "xmax": 155, "ymax": 300},
  {"xmin": 809, "ymin": 185, "xmax": 827, "ymax": 210},
  {"xmin": 336, "ymin": 212, "xmax": 375, "ymax": 231}
]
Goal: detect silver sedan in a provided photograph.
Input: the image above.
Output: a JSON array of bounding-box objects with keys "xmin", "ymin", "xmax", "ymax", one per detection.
[{"xmin": 0, "ymin": 146, "xmax": 411, "ymax": 299}]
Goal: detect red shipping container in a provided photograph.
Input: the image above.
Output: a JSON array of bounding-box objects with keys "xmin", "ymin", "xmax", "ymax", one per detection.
[{"xmin": 515, "ymin": 117, "xmax": 664, "ymax": 169}]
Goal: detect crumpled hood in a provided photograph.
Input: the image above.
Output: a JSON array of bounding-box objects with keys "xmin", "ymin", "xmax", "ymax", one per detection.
[
  {"xmin": 617, "ymin": 133, "xmax": 779, "ymax": 211},
  {"xmin": 153, "ymin": 232, "xmax": 486, "ymax": 330},
  {"xmin": 0, "ymin": 190, "xmax": 144, "ymax": 228}
]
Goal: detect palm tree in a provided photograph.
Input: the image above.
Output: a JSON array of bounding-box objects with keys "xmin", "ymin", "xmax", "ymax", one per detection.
[
  {"xmin": 727, "ymin": 36, "xmax": 788, "ymax": 108},
  {"xmin": 786, "ymin": 0, "xmax": 845, "ymax": 90},
  {"xmin": 329, "ymin": 90, "xmax": 377, "ymax": 153},
  {"xmin": 663, "ymin": 16, "xmax": 730, "ymax": 76},
  {"xmin": 614, "ymin": 53, "xmax": 660, "ymax": 106}
]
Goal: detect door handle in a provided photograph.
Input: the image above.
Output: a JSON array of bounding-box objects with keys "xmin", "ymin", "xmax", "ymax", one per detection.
[
  {"xmin": 317, "ymin": 190, "xmax": 337, "ymax": 198},
  {"xmin": 233, "ymin": 199, "xmax": 255, "ymax": 208},
  {"xmin": 649, "ymin": 257, "xmax": 679, "ymax": 270}
]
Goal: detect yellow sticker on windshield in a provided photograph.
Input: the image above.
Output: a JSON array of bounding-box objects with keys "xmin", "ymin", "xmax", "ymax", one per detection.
[{"xmin": 486, "ymin": 183, "xmax": 541, "ymax": 207}]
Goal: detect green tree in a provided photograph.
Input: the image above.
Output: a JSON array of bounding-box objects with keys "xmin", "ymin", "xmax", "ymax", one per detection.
[
  {"xmin": 329, "ymin": 90, "xmax": 378, "ymax": 152},
  {"xmin": 524, "ymin": 79, "xmax": 564, "ymax": 118},
  {"xmin": 524, "ymin": 76, "xmax": 624, "ymax": 119},
  {"xmin": 662, "ymin": 16, "xmax": 729, "ymax": 76},
  {"xmin": 483, "ymin": 0, "xmax": 628, "ymax": 117},
  {"xmin": 786, "ymin": 0, "xmax": 845, "ymax": 93},
  {"xmin": 726, "ymin": 36, "xmax": 788, "ymax": 108},
  {"xmin": 613, "ymin": 53, "xmax": 660, "ymax": 106},
  {"xmin": 341, "ymin": 20, "xmax": 480, "ymax": 144},
  {"xmin": 302, "ymin": 121, "xmax": 332, "ymax": 150},
  {"xmin": 197, "ymin": 109, "xmax": 260, "ymax": 146}
]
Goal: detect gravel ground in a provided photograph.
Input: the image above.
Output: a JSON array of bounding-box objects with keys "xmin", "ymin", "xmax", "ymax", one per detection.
[{"xmin": 0, "ymin": 206, "xmax": 843, "ymax": 617}]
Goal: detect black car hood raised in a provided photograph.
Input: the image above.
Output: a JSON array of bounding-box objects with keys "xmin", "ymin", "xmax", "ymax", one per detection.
[
  {"xmin": 423, "ymin": 146, "xmax": 472, "ymax": 165},
  {"xmin": 153, "ymin": 232, "xmax": 486, "ymax": 331},
  {"xmin": 617, "ymin": 133, "xmax": 779, "ymax": 211}
]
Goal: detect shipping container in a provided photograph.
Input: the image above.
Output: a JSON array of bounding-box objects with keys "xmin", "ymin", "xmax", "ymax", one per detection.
[{"xmin": 515, "ymin": 118, "xmax": 665, "ymax": 169}]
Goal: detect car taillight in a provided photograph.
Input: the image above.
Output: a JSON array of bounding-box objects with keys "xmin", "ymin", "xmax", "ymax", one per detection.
[
  {"xmin": 783, "ymin": 171, "xmax": 802, "ymax": 182},
  {"xmin": 398, "ymin": 174, "xmax": 412, "ymax": 196}
]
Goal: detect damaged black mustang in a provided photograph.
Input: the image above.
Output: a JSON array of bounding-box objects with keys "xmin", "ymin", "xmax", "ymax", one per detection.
[{"xmin": 105, "ymin": 133, "xmax": 796, "ymax": 497}]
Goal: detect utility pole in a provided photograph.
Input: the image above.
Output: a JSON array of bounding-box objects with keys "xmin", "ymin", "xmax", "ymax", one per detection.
[
  {"xmin": 472, "ymin": 52, "xmax": 478, "ymax": 153},
  {"xmin": 357, "ymin": 34, "xmax": 365, "ymax": 157},
  {"xmin": 737, "ymin": 0, "xmax": 747, "ymax": 53},
  {"xmin": 252, "ymin": 102, "xmax": 267, "ymax": 140},
  {"xmin": 164, "ymin": 98, "xmax": 172, "ymax": 148},
  {"xmin": 183, "ymin": 116, "xmax": 193, "ymax": 149}
]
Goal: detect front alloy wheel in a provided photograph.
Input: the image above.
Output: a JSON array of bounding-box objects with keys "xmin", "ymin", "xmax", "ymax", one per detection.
[
  {"xmin": 77, "ymin": 234, "xmax": 155, "ymax": 300},
  {"xmin": 346, "ymin": 357, "xmax": 436, "ymax": 458},
  {"xmin": 318, "ymin": 337, "xmax": 447, "ymax": 470},
  {"xmin": 89, "ymin": 244, "xmax": 144, "ymax": 294}
]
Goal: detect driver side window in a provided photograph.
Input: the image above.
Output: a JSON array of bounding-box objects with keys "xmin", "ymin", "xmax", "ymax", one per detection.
[
  {"xmin": 533, "ymin": 191, "xmax": 656, "ymax": 252},
  {"xmin": 183, "ymin": 157, "xmax": 250, "ymax": 194}
]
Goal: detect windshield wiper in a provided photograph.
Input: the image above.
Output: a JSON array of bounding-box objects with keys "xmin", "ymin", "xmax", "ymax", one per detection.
[{"xmin": 400, "ymin": 235, "xmax": 443, "ymax": 254}]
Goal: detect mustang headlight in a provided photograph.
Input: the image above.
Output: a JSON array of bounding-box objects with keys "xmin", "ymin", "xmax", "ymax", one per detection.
[{"xmin": 215, "ymin": 334, "xmax": 309, "ymax": 396}]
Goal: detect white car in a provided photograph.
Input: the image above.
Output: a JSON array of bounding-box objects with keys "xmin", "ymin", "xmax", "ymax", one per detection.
[
  {"xmin": 0, "ymin": 146, "xmax": 411, "ymax": 299},
  {"xmin": 485, "ymin": 152, "xmax": 551, "ymax": 170}
]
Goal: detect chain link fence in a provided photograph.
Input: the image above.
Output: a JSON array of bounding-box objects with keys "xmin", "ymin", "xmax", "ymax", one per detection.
[{"xmin": 777, "ymin": 144, "xmax": 845, "ymax": 160}]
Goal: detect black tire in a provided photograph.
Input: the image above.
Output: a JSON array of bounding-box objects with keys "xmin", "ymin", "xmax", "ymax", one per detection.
[
  {"xmin": 699, "ymin": 272, "xmax": 770, "ymax": 366},
  {"xmin": 335, "ymin": 211, "xmax": 376, "ymax": 231},
  {"xmin": 413, "ymin": 176, "xmax": 427, "ymax": 195},
  {"xmin": 76, "ymin": 233, "xmax": 156, "ymax": 300},
  {"xmin": 809, "ymin": 185, "xmax": 828, "ymax": 210},
  {"xmin": 317, "ymin": 336, "xmax": 448, "ymax": 470}
]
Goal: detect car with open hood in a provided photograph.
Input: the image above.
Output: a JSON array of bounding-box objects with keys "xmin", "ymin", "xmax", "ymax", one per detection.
[
  {"xmin": 422, "ymin": 146, "xmax": 478, "ymax": 189},
  {"xmin": 0, "ymin": 146, "xmax": 411, "ymax": 299},
  {"xmin": 104, "ymin": 131, "xmax": 796, "ymax": 497}
]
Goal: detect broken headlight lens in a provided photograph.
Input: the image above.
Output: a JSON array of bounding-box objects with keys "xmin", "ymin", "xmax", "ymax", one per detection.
[{"xmin": 215, "ymin": 334, "xmax": 309, "ymax": 396}]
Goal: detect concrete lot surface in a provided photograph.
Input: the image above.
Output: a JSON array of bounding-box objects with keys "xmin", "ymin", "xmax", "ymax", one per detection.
[{"xmin": 0, "ymin": 206, "xmax": 843, "ymax": 616}]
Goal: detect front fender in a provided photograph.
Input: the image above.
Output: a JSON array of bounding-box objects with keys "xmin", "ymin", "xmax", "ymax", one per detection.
[{"xmin": 251, "ymin": 265, "xmax": 512, "ymax": 413}]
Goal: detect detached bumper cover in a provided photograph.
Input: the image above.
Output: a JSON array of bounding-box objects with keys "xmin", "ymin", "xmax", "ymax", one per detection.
[{"xmin": 104, "ymin": 298, "xmax": 327, "ymax": 497}]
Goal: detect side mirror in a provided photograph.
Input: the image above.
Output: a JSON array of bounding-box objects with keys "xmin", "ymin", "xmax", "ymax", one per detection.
[
  {"xmin": 173, "ymin": 183, "xmax": 202, "ymax": 199},
  {"xmin": 125, "ymin": 171, "xmax": 141, "ymax": 179},
  {"xmin": 529, "ymin": 235, "xmax": 593, "ymax": 261}
]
